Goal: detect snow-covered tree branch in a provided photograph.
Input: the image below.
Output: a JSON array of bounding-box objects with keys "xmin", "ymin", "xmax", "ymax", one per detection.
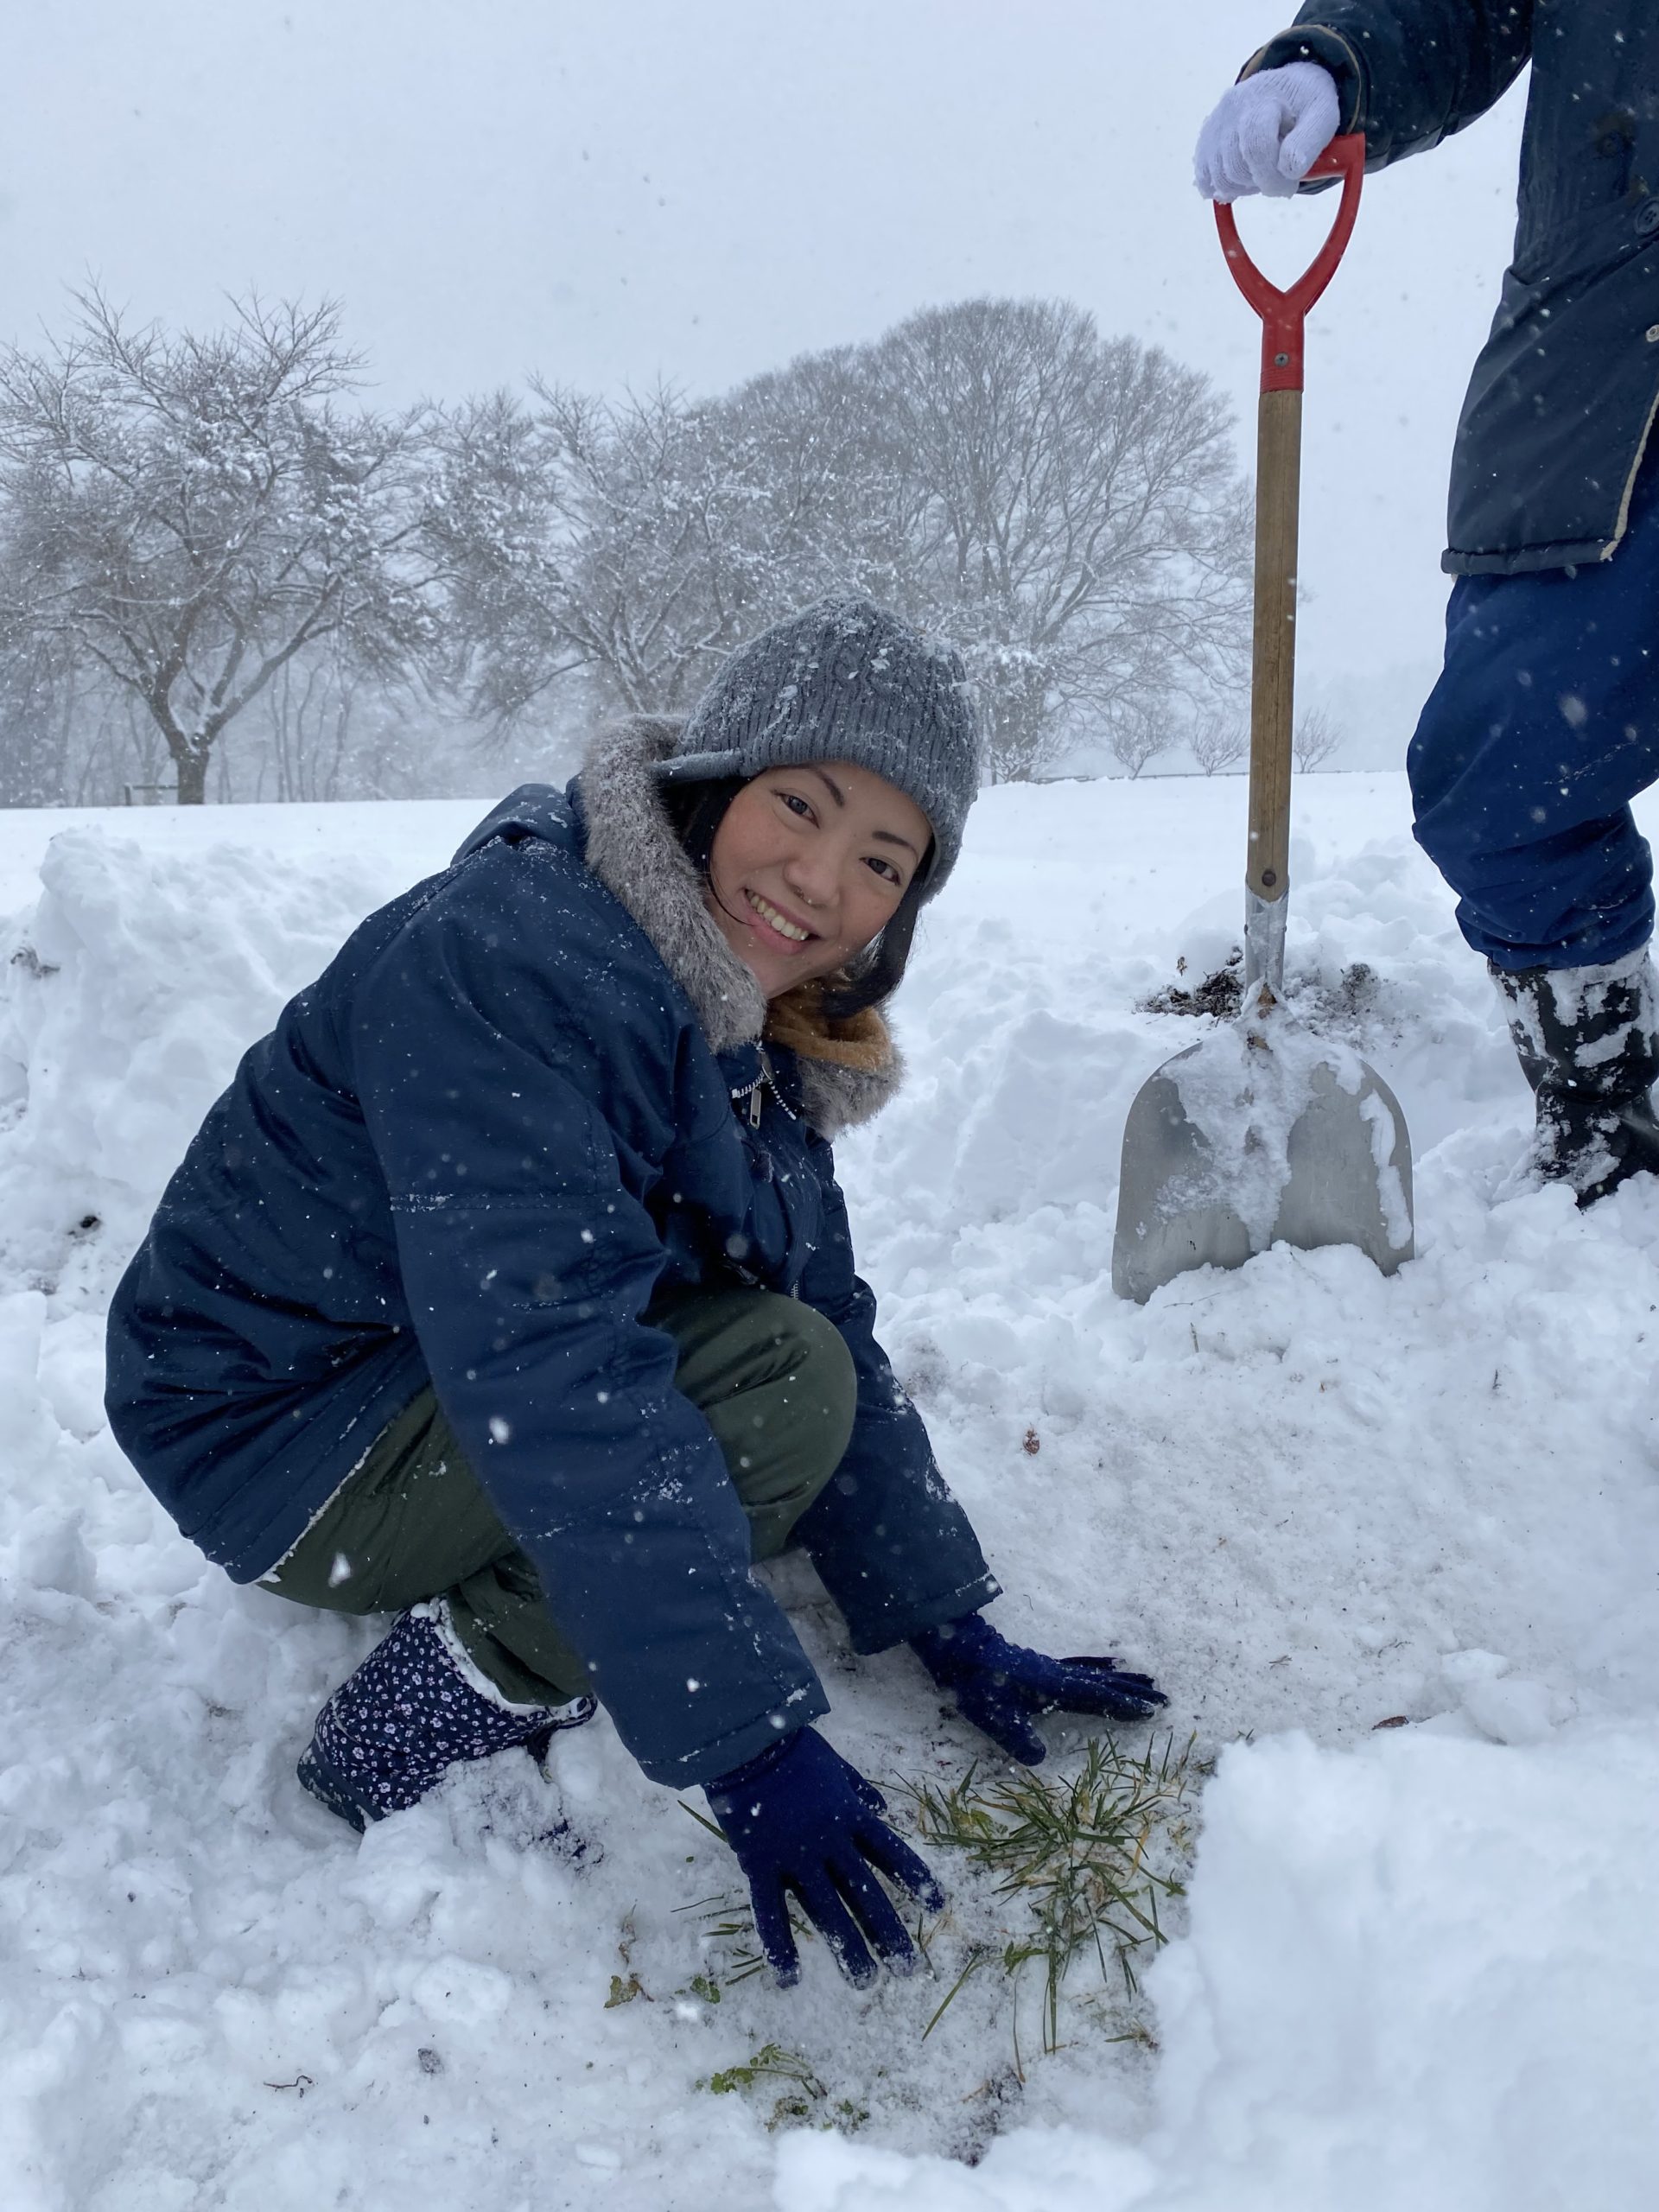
[{"xmin": 0, "ymin": 290, "xmax": 435, "ymax": 802}]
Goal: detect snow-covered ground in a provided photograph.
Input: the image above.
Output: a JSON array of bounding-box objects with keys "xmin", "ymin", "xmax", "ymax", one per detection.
[{"xmin": 2, "ymin": 773, "xmax": 1656, "ymax": 2210}]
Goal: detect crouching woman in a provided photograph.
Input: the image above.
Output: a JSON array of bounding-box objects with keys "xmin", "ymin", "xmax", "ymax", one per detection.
[{"xmin": 105, "ymin": 599, "xmax": 1163, "ymax": 1990}]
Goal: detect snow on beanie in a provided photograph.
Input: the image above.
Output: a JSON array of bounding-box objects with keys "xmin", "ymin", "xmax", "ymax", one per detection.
[{"xmin": 658, "ymin": 598, "xmax": 981, "ymax": 898}]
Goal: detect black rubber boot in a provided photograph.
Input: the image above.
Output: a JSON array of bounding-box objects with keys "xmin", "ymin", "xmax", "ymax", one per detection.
[
  {"xmin": 297, "ymin": 1601, "xmax": 594, "ymax": 1830},
  {"xmin": 1492, "ymin": 951, "xmax": 1659, "ymax": 1205}
]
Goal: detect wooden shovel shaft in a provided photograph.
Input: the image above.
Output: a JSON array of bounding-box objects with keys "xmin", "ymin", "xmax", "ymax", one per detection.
[
  {"xmin": 1247, "ymin": 386, "xmax": 1301, "ymax": 910},
  {"xmin": 1215, "ymin": 134, "xmax": 1364, "ymax": 948}
]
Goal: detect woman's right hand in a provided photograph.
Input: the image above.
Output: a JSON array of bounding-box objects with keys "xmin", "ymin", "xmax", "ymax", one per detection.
[
  {"xmin": 1194, "ymin": 60, "xmax": 1341, "ymax": 202},
  {"xmin": 706, "ymin": 1726, "xmax": 944, "ymax": 1988}
]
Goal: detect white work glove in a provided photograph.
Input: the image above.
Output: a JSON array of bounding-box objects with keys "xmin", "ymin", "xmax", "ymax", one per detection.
[{"xmin": 1193, "ymin": 60, "xmax": 1341, "ymax": 202}]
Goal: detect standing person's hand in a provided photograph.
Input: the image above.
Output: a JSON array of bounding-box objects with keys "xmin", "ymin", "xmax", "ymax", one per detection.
[
  {"xmin": 1194, "ymin": 60, "xmax": 1341, "ymax": 201},
  {"xmin": 706, "ymin": 1726, "xmax": 944, "ymax": 1988}
]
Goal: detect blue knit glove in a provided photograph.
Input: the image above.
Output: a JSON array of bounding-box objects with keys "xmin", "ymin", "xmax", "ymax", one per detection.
[
  {"xmin": 910, "ymin": 1611, "xmax": 1166, "ymax": 1764},
  {"xmin": 706, "ymin": 1726, "xmax": 944, "ymax": 1989}
]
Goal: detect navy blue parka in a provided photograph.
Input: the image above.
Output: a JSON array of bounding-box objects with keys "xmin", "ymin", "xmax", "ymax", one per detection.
[
  {"xmin": 105, "ymin": 719, "xmax": 995, "ymax": 1786},
  {"xmin": 1255, "ymin": 3, "xmax": 1659, "ymax": 574}
]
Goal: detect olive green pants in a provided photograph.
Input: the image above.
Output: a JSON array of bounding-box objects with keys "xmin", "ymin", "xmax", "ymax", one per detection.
[{"xmin": 263, "ymin": 1287, "xmax": 857, "ymax": 1707}]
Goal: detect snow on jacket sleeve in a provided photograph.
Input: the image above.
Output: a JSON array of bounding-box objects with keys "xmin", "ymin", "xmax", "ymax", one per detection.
[
  {"xmin": 347, "ymin": 857, "xmax": 828, "ymax": 1787},
  {"xmin": 1252, "ymin": 3, "xmax": 1534, "ymax": 170},
  {"xmin": 789, "ymin": 1134, "xmax": 998, "ymax": 1652}
]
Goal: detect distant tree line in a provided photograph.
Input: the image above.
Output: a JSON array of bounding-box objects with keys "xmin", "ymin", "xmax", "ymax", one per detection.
[{"xmin": 0, "ymin": 288, "xmax": 1254, "ymax": 805}]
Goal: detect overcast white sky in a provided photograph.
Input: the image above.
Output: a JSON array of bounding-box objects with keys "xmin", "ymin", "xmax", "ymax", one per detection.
[{"xmin": 4, "ymin": 2, "xmax": 1528, "ymax": 758}]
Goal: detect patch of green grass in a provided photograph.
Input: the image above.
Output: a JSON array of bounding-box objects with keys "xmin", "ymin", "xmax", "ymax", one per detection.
[
  {"xmin": 903, "ymin": 1732, "xmax": 1197, "ymax": 2063},
  {"xmin": 674, "ymin": 1883, "xmax": 816, "ymax": 1987},
  {"xmin": 699, "ymin": 2043, "xmax": 869, "ymax": 2133},
  {"xmin": 704, "ymin": 2042, "xmax": 826, "ymax": 2101}
]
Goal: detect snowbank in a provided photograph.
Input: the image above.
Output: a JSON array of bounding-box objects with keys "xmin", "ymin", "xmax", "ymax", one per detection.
[
  {"xmin": 779, "ymin": 1721, "xmax": 1659, "ymax": 2212},
  {"xmin": 1, "ymin": 777, "xmax": 1656, "ymax": 2207}
]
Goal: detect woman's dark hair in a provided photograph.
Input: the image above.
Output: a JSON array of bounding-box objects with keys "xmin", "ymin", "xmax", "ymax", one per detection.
[
  {"xmin": 663, "ymin": 772, "xmax": 931, "ymax": 1018},
  {"xmin": 822, "ymin": 870, "xmax": 927, "ymax": 1018},
  {"xmin": 665, "ymin": 775, "xmax": 746, "ymax": 874}
]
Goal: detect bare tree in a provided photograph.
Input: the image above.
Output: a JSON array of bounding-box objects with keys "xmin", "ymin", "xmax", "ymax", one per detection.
[
  {"xmin": 1190, "ymin": 715, "xmax": 1249, "ymax": 774},
  {"xmin": 1104, "ymin": 704, "xmax": 1174, "ymax": 779},
  {"xmin": 0, "ymin": 626, "xmax": 78, "ymax": 804},
  {"xmin": 429, "ymin": 298, "xmax": 1249, "ymax": 784},
  {"xmin": 426, "ymin": 384, "xmax": 737, "ymax": 725},
  {"xmin": 1292, "ymin": 703, "xmax": 1344, "ymax": 772},
  {"xmin": 245, "ymin": 645, "xmax": 356, "ymax": 802},
  {"xmin": 426, "ymin": 363, "xmax": 881, "ymax": 730},
  {"xmin": 857, "ymin": 299, "xmax": 1250, "ymax": 780},
  {"xmin": 527, "ymin": 381, "xmax": 774, "ymax": 713},
  {"xmin": 421, "ymin": 388, "xmax": 570, "ymax": 726},
  {"xmin": 0, "ymin": 290, "xmax": 433, "ymax": 802}
]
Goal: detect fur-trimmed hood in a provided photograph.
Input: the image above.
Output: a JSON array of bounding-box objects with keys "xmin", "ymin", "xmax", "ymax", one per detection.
[{"xmin": 575, "ymin": 715, "xmax": 903, "ymax": 1138}]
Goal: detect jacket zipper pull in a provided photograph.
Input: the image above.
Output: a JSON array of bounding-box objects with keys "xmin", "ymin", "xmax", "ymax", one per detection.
[{"xmin": 748, "ymin": 1084, "xmax": 764, "ymax": 1129}]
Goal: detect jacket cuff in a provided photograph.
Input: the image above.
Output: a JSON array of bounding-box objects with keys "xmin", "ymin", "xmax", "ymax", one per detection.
[
  {"xmin": 1241, "ymin": 25, "xmax": 1365, "ymax": 135},
  {"xmin": 655, "ymin": 1675, "xmax": 830, "ymax": 1790},
  {"xmin": 844, "ymin": 1568, "xmax": 1001, "ymax": 1658}
]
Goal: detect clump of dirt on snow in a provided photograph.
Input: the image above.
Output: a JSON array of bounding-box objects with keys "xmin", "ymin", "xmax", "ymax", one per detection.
[
  {"xmin": 1141, "ymin": 951, "xmax": 1389, "ymax": 1039},
  {"xmin": 1140, "ymin": 950, "xmax": 1244, "ymax": 1020}
]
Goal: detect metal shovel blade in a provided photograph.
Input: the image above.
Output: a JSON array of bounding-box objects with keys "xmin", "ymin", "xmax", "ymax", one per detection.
[{"xmin": 1112, "ymin": 1016, "xmax": 1414, "ymax": 1305}]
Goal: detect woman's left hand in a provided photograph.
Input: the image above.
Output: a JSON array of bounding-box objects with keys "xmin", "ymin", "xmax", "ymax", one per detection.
[{"xmin": 909, "ymin": 1611, "xmax": 1166, "ymax": 1764}]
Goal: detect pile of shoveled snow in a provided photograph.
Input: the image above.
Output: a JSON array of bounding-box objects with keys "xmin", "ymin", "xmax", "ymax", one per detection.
[
  {"xmin": 0, "ymin": 776, "xmax": 1655, "ymax": 2209},
  {"xmin": 779, "ymin": 1721, "xmax": 1659, "ymax": 2212}
]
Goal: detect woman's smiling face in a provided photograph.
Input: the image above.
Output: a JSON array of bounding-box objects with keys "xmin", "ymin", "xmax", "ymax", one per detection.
[{"xmin": 703, "ymin": 760, "xmax": 933, "ymax": 999}]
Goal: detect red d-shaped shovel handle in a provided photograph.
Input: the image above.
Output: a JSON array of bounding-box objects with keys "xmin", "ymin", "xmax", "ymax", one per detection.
[{"xmin": 1214, "ymin": 133, "xmax": 1364, "ymax": 392}]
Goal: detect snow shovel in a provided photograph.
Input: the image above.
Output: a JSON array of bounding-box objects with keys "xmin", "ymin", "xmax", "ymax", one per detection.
[{"xmin": 1112, "ymin": 135, "xmax": 1414, "ymax": 1304}]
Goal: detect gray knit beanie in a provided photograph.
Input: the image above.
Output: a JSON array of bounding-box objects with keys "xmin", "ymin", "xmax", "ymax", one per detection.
[{"xmin": 660, "ymin": 597, "xmax": 981, "ymax": 896}]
